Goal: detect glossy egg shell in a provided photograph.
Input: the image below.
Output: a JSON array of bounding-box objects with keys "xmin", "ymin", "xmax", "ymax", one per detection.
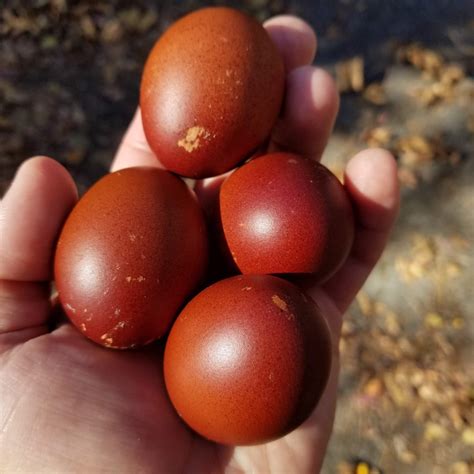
[
  {"xmin": 164, "ymin": 275, "xmax": 332, "ymax": 445},
  {"xmin": 140, "ymin": 7, "xmax": 284, "ymax": 178},
  {"xmin": 54, "ymin": 167, "xmax": 208, "ymax": 349},
  {"xmin": 220, "ymin": 153, "xmax": 355, "ymax": 282}
]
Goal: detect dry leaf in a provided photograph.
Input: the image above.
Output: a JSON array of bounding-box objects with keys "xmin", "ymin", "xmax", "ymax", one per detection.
[
  {"xmin": 393, "ymin": 435, "xmax": 417, "ymax": 464},
  {"xmin": 462, "ymin": 427, "xmax": 474, "ymax": 446},
  {"xmin": 363, "ymin": 126, "xmax": 392, "ymax": 148},
  {"xmin": 356, "ymin": 291, "xmax": 373, "ymax": 316},
  {"xmin": 80, "ymin": 16, "xmax": 96, "ymax": 40},
  {"xmin": 101, "ymin": 19, "xmax": 123, "ymax": 43},
  {"xmin": 449, "ymin": 462, "xmax": 472, "ymax": 474},
  {"xmin": 467, "ymin": 116, "xmax": 474, "ymax": 133},
  {"xmin": 383, "ymin": 311, "xmax": 401, "ymax": 336},
  {"xmin": 424, "ymin": 422, "xmax": 448, "ymax": 442},
  {"xmin": 355, "ymin": 462, "xmax": 370, "ymax": 474},
  {"xmin": 336, "ymin": 461, "xmax": 354, "ymax": 474},
  {"xmin": 451, "ymin": 318, "xmax": 464, "ymax": 329},
  {"xmin": 440, "ymin": 64, "xmax": 465, "ymax": 85},
  {"xmin": 335, "ymin": 56, "xmax": 364, "ymax": 93},
  {"xmin": 399, "ymin": 44, "xmax": 444, "ymax": 75},
  {"xmin": 363, "ymin": 378, "xmax": 385, "ymax": 398},
  {"xmin": 397, "ymin": 167, "xmax": 418, "ymax": 188},
  {"xmin": 397, "ymin": 135, "xmax": 435, "ymax": 166},
  {"xmin": 425, "ymin": 312, "xmax": 444, "ymax": 329},
  {"xmin": 363, "ymin": 83, "xmax": 387, "ymax": 105}
]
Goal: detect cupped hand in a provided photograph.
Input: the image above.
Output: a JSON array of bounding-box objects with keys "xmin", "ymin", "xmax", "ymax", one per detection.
[{"xmin": 0, "ymin": 16, "xmax": 399, "ymax": 473}]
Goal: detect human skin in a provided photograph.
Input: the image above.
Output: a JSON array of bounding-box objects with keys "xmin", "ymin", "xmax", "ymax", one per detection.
[{"xmin": 0, "ymin": 15, "xmax": 399, "ymax": 473}]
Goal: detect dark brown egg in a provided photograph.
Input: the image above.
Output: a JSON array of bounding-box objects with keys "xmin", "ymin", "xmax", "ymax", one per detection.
[
  {"xmin": 220, "ymin": 153, "xmax": 355, "ymax": 282},
  {"xmin": 164, "ymin": 275, "xmax": 332, "ymax": 445},
  {"xmin": 194, "ymin": 176, "xmax": 239, "ymax": 283},
  {"xmin": 140, "ymin": 7, "xmax": 284, "ymax": 178},
  {"xmin": 54, "ymin": 167, "xmax": 208, "ymax": 349}
]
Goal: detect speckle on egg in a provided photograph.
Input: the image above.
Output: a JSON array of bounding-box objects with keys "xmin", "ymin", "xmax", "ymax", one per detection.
[{"xmin": 271, "ymin": 295, "xmax": 288, "ymax": 312}]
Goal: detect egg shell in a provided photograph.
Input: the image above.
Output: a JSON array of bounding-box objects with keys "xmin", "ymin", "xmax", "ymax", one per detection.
[
  {"xmin": 164, "ymin": 274, "xmax": 332, "ymax": 445},
  {"xmin": 200, "ymin": 181, "xmax": 239, "ymax": 283},
  {"xmin": 140, "ymin": 7, "xmax": 285, "ymax": 178},
  {"xmin": 220, "ymin": 153, "xmax": 355, "ymax": 281},
  {"xmin": 54, "ymin": 167, "xmax": 208, "ymax": 349}
]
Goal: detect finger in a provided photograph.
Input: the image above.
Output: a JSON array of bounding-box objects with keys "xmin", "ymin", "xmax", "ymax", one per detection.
[
  {"xmin": 322, "ymin": 149, "xmax": 400, "ymax": 313},
  {"xmin": 110, "ymin": 108, "xmax": 162, "ymax": 172},
  {"xmin": 0, "ymin": 157, "xmax": 78, "ymax": 281},
  {"xmin": 268, "ymin": 66, "xmax": 340, "ymax": 160},
  {"xmin": 264, "ymin": 15, "xmax": 317, "ymax": 71},
  {"xmin": 0, "ymin": 157, "xmax": 77, "ymax": 341}
]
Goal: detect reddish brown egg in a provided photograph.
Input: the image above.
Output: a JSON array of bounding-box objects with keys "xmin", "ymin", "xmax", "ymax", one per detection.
[
  {"xmin": 164, "ymin": 275, "xmax": 332, "ymax": 445},
  {"xmin": 220, "ymin": 153, "xmax": 355, "ymax": 282},
  {"xmin": 194, "ymin": 176, "xmax": 239, "ymax": 283},
  {"xmin": 140, "ymin": 7, "xmax": 284, "ymax": 178},
  {"xmin": 54, "ymin": 167, "xmax": 208, "ymax": 349}
]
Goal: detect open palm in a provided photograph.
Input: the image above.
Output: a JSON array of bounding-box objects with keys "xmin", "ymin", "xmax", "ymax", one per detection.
[{"xmin": 0, "ymin": 16, "xmax": 399, "ymax": 473}]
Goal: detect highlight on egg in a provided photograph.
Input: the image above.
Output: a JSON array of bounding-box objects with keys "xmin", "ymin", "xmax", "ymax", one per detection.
[
  {"xmin": 54, "ymin": 167, "xmax": 208, "ymax": 349},
  {"xmin": 140, "ymin": 7, "xmax": 285, "ymax": 178},
  {"xmin": 164, "ymin": 274, "xmax": 332, "ymax": 445}
]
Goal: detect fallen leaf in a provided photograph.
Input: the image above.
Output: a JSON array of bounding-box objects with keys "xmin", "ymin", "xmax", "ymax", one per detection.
[
  {"xmin": 462, "ymin": 427, "xmax": 474, "ymax": 446},
  {"xmin": 335, "ymin": 56, "xmax": 364, "ymax": 93},
  {"xmin": 363, "ymin": 83, "xmax": 388, "ymax": 105},
  {"xmin": 425, "ymin": 312, "xmax": 444, "ymax": 329},
  {"xmin": 424, "ymin": 422, "xmax": 448, "ymax": 442}
]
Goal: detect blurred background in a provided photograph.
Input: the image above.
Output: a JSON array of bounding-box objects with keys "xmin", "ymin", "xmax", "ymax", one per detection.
[{"xmin": 1, "ymin": 1, "xmax": 473, "ymax": 472}]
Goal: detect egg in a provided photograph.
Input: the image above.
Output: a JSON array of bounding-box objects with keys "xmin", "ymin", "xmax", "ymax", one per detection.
[
  {"xmin": 220, "ymin": 153, "xmax": 355, "ymax": 282},
  {"xmin": 198, "ymin": 179, "xmax": 239, "ymax": 283},
  {"xmin": 54, "ymin": 167, "xmax": 208, "ymax": 349},
  {"xmin": 164, "ymin": 274, "xmax": 332, "ymax": 445},
  {"xmin": 140, "ymin": 7, "xmax": 284, "ymax": 178}
]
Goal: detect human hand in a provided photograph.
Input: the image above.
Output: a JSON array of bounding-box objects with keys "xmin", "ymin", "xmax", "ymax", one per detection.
[{"xmin": 0, "ymin": 15, "xmax": 399, "ymax": 473}]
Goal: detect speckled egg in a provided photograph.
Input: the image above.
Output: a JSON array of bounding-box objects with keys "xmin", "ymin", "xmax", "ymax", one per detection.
[
  {"xmin": 54, "ymin": 167, "xmax": 208, "ymax": 349},
  {"xmin": 164, "ymin": 274, "xmax": 332, "ymax": 445},
  {"xmin": 140, "ymin": 7, "xmax": 284, "ymax": 178},
  {"xmin": 220, "ymin": 153, "xmax": 355, "ymax": 282}
]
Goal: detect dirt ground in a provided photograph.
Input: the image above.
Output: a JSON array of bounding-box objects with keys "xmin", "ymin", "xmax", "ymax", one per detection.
[{"xmin": 1, "ymin": 1, "xmax": 473, "ymax": 473}]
